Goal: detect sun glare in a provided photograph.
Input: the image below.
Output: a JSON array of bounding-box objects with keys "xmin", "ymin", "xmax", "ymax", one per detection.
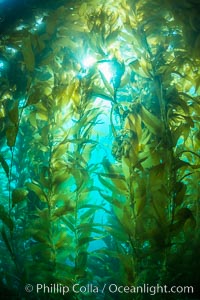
[{"xmin": 82, "ymin": 55, "xmax": 96, "ymax": 69}]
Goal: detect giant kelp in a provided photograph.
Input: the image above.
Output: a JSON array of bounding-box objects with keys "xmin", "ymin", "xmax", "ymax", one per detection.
[{"xmin": 0, "ymin": 0, "xmax": 200, "ymax": 299}]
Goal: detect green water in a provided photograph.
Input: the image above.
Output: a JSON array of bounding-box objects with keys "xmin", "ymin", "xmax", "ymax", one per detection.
[{"xmin": 0, "ymin": 0, "xmax": 200, "ymax": 299}]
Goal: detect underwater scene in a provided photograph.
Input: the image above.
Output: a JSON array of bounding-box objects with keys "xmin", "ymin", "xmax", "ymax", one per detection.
[{"xmin": 0, "ymin": 0, "xmax": 200, "ymax": 299}]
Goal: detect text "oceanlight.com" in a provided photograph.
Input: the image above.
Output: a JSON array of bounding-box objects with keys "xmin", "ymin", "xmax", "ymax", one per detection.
[{"xmin": 24, "ymin": 283, "xmax": 194, "ymax": 296}]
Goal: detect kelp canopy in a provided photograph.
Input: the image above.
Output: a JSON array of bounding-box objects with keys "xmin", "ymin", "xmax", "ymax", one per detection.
[{"xmin": 0, "ymin": 0, "xmax": 200, "ymax": 299}]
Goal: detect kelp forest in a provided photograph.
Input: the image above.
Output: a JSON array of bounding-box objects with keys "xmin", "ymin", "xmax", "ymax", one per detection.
[{"xmin": 0, "ymin": 0, "xmax": 200, "ymax": 299}]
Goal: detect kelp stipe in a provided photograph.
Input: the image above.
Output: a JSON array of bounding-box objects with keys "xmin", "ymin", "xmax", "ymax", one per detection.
[
  {"xmin": 0, "ymin": 19, "xmax": 105, "ymax": 298},
  {"xmin": 96, "ymin": 0, "xmax": 200, "ymax": 297},
  {"xmin": 0, "ymin": 0, "xmax": 200, "ymax": 299}
]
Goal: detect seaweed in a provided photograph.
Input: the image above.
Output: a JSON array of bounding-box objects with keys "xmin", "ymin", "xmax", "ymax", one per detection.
[{"xmin": 0, "ymin": 0, "xmax": 199, "ymax": 299}]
